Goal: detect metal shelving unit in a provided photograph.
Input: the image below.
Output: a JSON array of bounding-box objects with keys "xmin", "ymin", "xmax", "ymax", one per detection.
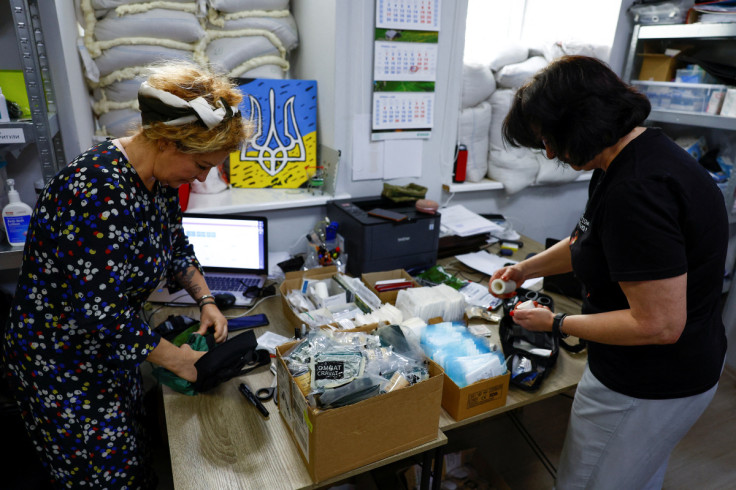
[
  {"xmin": 7, "ymin": 0, "xmax": 65, "ymax": 181},
  {"xmin": 0, "ymin": 0, "xmax": 65, "ymax": 268},
  {"xmin": 624, "ymin": 22, "xmax": 736, "ymax": 296},
  {"xmin": 623, "ymin": 22, "xmax": 736, "ymax": 132}
]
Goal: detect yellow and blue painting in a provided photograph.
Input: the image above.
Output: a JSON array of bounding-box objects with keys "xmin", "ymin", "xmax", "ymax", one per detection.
[{"xmin": 230, "ymin": 78, "xmax": 318, "ymax": 188}]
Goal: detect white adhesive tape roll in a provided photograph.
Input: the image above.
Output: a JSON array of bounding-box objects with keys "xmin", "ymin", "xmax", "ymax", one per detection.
[
  {"xmin": 491, "ymin": 279, "xmax": 517, "ymax": 295},
  {"xmin": 312, "ymin": 281, "xmax": 329, "ymax": 299}
]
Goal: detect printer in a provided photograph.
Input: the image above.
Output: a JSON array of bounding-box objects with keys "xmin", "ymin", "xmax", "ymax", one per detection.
[{"xmin": 326, "ymin": 197, "xmax": 441, "ymax": 276}]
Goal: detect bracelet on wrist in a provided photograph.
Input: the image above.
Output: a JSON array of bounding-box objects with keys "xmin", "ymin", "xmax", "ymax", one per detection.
[
  {"xmin": 552, "ymin": 313, "xmax": 569, "ymax": 339},
  {"xmin": 199, "ymin": 300, "xmax": 217, "ymax": 310},
  {"xmin": 196, "ymin": 294, "xmax": 215, "ymax": 306}
]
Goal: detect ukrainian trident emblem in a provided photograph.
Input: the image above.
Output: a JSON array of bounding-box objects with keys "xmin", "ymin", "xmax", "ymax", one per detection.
[{"xmin": 230, "ymin": 79, "xmax": 317, "ymax": 188}]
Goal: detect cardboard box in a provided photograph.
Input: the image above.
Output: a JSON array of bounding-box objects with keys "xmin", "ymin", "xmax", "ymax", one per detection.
[
  {"xmin": 441, "ymin": 370, "xmax": 510, "ymax": 421},
  {"xmin": 276, "ymin": 341, "xmax": 444, "ymax": 482},
  {"xmin": 362, "ymin": 269, "xmax": 420, "ymax": 305},
  {"xmin": 280, "ymin": 266, "xmax": 341, "ymax": 328},
  {"xmin": 281, "ymin": 266, "xmax": 382, "ymax": 331},
  {"xmin": 637, "ymin": 53, "xmax": 678, "ymax": 82}
]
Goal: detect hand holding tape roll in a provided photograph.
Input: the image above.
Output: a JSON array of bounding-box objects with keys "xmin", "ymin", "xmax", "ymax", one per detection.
[{"xmin": 491, "ymin": 278, "xmax": 517, "ymax": 295}]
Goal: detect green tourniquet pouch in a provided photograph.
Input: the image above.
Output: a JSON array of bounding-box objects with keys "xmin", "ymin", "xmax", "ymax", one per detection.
[
  {"xmin": 152, "ymin": 328, "xmax": 271, "ymax": 396},
  {"xmin": 381, "ymin": 182, "xmax": 427, "ymax": 202},
  {"xmin": 152, "ymin": 332, "xmax": 212, "ymax": 396}
]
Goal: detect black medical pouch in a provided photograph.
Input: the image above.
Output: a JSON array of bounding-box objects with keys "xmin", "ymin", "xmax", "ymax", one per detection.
[
  {"xmin": 499, "ymin": 288, "xmax": 560, "ymax": 392},
  {"xmin": 193, "ymin": 329, "xmax": 270, "ymax": 393}
]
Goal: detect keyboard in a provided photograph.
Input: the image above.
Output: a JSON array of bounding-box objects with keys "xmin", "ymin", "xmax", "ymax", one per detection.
[{"xmin": 206, "ymin": 275, "xmax": 261, "ymax": 292}]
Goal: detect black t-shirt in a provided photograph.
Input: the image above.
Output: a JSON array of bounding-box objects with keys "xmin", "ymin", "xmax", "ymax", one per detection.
[{"xmin": 569, "ymin": 128, "xmax": 727, "ymax": 399}]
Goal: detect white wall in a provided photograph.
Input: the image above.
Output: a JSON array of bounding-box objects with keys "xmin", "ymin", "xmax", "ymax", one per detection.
[
  {"xmin": 292, "ymin": 0, "xmax": 465, "ymax": 204},
  {"xmin": 17, "ymin": 0, "xmax": 621, "ymax": 249},
  {"xmin": 282, "ymin": 0, "xmax": 591, "ymax": 247}
]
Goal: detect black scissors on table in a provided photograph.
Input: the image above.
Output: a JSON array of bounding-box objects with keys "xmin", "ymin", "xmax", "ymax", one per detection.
[{"xmin": 256, "ymin": 362, "xmax": 277, "ymax": 404}]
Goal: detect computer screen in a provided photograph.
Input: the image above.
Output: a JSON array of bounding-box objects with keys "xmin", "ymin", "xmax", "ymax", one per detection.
[{"xmin": 181, "ymin": 214, "xmax": 267, "ymax": 273}]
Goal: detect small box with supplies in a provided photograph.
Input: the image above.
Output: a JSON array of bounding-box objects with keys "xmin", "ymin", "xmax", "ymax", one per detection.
[
  {"xmin": 280, "ymin": 266, "xmax": 383, "ymax": 331},
  {"xmin": 362, "ymin": 269, "xmax": 419, "ymax": 305},
  {"xmin": 442, "ymin": 363, "xmax": 510, "ymax": 421},
  {"xmin": 280, "ymin": 266, "xmax": 344, "ymax": 327},
  {"xmin": 418, "ymin": 320, "xmax": 510, "ymax": 421},
  {"xmin": 275, "ymin": 340, "xmax": 444, "ymax": 482}
]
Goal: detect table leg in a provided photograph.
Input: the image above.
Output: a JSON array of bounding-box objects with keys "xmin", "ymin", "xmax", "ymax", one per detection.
[
  {"xmin": 420, "ymin": 450, "xmax": 432, "ymax": 489},
  {"xmin": 431, "ymin": 445, "xmax": 444, "ymax": 490}
]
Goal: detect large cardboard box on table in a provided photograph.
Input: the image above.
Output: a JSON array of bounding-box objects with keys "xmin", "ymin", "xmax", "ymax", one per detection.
[
  {"xmin": 362, "ymin": 268, "xmax": 420, "ymax": 305},
  {"xmin": 276, "ymin": 341, "xmax": 444, "ymax": 482}
]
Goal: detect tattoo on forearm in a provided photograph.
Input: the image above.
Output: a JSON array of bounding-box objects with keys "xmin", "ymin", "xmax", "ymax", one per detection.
[{"xmin": 177, "ymin": 267, "xmax": 202, "ymax": 297}]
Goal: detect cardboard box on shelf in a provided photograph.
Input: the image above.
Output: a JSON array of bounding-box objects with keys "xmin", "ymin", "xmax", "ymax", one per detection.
[
  {"xmin": 276, "ymin": 341, "xmax": 445, "ymax": 482},
  {"xmin": 362, "ymin": 269, "xmax": 420, "ymax": 305},
  {"xmin": 637, "ymin": 53, "xmax": 678, "ymax": 82}
]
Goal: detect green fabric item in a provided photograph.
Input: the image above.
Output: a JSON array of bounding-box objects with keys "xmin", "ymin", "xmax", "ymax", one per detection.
[
  {"xmin": 152, "ymin": 332, "xmax": 210, "ymax": 396},
  {"xmin": 172, "ymin": 324, "xmax": 200, "ymax": 346},
  {"xmin": 417, "ymin": 265, "xmax": 469, "ymax": 290},
  {"xmin": 381, "ymin": 182, "xmax": 427, "ymax": 202}
]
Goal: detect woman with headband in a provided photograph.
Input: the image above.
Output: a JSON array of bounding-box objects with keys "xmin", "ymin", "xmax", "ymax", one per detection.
[{"xmin": 2, "ymin": 61, "xmax": 250, "ymax": 488}]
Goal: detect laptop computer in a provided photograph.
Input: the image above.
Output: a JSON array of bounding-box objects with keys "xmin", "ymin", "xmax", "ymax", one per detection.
[{"xmin": 147, "ymin": 213, "xmax": 268, "ymax": 306}]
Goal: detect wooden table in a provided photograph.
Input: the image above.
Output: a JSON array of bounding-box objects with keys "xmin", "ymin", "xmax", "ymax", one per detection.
[{"xmin": 154, "ymin": 237, "xmax": 586, "ymax": 489}]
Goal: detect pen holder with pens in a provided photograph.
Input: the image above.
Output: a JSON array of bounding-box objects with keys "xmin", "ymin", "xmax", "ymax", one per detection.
[{"xmin": 304, "ymin": 218, "xmax": 348, "ymax": 271}]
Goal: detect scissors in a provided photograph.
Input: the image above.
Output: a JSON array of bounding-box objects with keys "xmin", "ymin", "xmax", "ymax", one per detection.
[{"xmin": 256, "ymin": 362, "xmax": 278, "ymax": 403}]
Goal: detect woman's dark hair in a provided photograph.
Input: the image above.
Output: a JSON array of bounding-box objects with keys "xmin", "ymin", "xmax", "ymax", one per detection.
[{"xmin": 502, "ymin": 55, "xmax": 650, "ymax": 168}]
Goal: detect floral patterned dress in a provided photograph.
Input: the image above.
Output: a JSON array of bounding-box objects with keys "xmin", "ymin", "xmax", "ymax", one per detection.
[{"xmin": 1, "ymin": 141, "xmax": 200, "ymax": 488}]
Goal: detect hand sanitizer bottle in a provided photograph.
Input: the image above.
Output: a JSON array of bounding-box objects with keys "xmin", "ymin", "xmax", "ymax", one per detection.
[{"xmin": 3, "ymin": 179, "xmax": 32, "ymax": 247}]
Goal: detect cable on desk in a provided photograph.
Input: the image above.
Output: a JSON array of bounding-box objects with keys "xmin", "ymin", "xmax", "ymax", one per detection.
[
  {"xmin": 141, "ymin": 302, "xmax": 166, "ymax": 325},
  {"xmin": 507, "ymin": 410, "xmax": 557, "ymax": 480},
  {"xmin": 224, "ymin": 294, "xmax": 275, "ymax": 319}
]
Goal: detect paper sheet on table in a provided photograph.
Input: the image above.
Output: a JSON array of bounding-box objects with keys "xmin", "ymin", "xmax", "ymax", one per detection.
[
  {"xmin": 455, "ymin": 250, "xmax": 543, "ymax": 289},
  {"xmin": 440, "ymin": 205, "xmax": 506, "ymax": 237}
]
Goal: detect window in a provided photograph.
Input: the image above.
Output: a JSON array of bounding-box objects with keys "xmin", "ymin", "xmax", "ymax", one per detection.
[{"xmin": 464, "ymin": 0, "xmax": 623, "ymax": 64}]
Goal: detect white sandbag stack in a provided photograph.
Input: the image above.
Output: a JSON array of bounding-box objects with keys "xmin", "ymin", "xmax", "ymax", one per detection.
[
  {"xmin": 77, "ymin": 0, "xmax": 201, "ymax": 137},
  {"xmin": 457, "ymin": 102, "xmax": 492, "ymax": 183},
  {"xmin": 455, "ymin": 40, "xmax": 607, "ymax": 193},
  {"xmin": 494, "ymin": 56, "xmax": 548, "ymax": 90},
  {"xmin": 487, "ymin": 89, "xmax": 540, "ymax": 194},
  {"xmin": 202, "ymin": 0, "xmax": 299, "ymax": 78},
  {"xmin": 76, "ymin": 0, "xmax": 299, "ymax": 138},
  {"xmin": 457, "ymin": 64, "xmax": 496, "ymax": 183}
]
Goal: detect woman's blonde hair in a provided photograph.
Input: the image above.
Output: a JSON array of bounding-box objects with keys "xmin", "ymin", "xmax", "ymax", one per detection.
[{"xmin": 135, "ymin": 61, "xmax": 252, "ymax": 154}]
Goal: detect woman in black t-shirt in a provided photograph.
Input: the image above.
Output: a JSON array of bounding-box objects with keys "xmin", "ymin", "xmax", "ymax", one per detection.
[{"xmin": 491, "ymin": 56, "xmax": 727, "ymax": 489}]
